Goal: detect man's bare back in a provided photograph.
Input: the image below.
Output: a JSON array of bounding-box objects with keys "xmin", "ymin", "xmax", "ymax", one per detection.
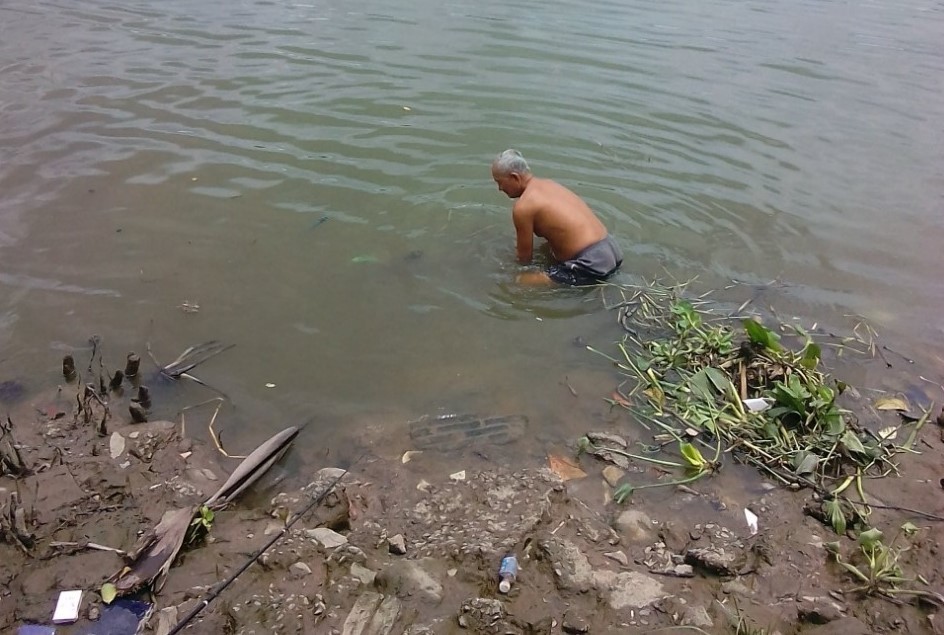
[
  {"xmin": 491, "ymin": 149, "xmax": 622, "ymax": 285},
  {"xmin": 512, "ymin": 177, "xmax": 608, "ymax": 263}
]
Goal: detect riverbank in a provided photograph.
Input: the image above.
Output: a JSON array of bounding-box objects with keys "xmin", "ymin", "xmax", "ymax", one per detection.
[{"xmin": 2, "ymin": 365, "xmax": 944, "ymax": 634}]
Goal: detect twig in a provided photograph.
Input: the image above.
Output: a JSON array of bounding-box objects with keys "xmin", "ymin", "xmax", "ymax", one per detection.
[
  {"xmin": 50, "ymin": 541, "xmax": 125, "ymax": 555},
  {"xmin": 208, "ymin": 402, "xmax": 246, "ymax": 459}
]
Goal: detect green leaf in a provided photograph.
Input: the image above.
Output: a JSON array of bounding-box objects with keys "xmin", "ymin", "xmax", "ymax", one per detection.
[
  {"xmin": 743, "ymin": 319, "xmax": 783, "ymax": 351},
  {"xmin": 793, "ymin": 451, "xmax": 818, "ymax": 476},
  {"xmin": 671, "ymin": 300, "xmax": 701, "ymax": 330},
  {"xmin": 823, "ymin": 541, "xmax": 841, "ymax": 555},
  {"xmin": 614, "ymin": 483, "xmax": 634, "ymax": 504},
  {"xmin": 841, "ymin": 430, "xmax": 868, "ymax": 456},
  {"xmin": 901, "ymin": 522, "xmax": 918, "ymax": 537},
  {"xmin": 201, "ymin": 506, "xmax": 215, "ymax": 524},
  {"xmin": 101, "ymin": 582, "xmax": 117, "ymax": 604},
  {"xmin": 858, "ymin": 527, "xmax": 884, "ymax": 549},
  {"xmin": 704, "ymin": 367, "xmax": 732, "ymax": 395},
  {"xmin": 824, "ymin": 498, "xmax": 846, "ymax": 535},
  {"xmin": 800, "ymin": 342, "xmax": 821, "ymax": 370},
  {"xmin": 687, "ymin": 369, "xmax": 714, "ymax": 401},
  {"xmin": 679, "ymin": 442, "xmax": 707, "ymax": 469}
]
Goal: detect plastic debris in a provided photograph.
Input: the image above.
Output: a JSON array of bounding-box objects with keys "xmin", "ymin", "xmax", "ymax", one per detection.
[
  {"xmin": 744, "ymin": 508, "xmax": 759, "ymax": 535},
  {"xmin": 743, "ymin": 398, "xmax": 772, "ymax": 413},
  {"xmin": 52, "ymin": 590, "xmax": 83, "ymax": 624},
  {"xmin": 498, "ymin": 554, "xmax": 518, "ymax": 593}
]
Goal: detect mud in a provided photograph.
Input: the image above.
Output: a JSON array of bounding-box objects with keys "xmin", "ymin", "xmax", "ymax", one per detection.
[{"xmin": 2, "ymin": 366, "xmax": 944, "ymax": 634}]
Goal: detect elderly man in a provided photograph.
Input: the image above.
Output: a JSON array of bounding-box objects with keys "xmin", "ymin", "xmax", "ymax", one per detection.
[{"xmin": 491, "ymin": 149, "xmax": 623, "ymax": 285}]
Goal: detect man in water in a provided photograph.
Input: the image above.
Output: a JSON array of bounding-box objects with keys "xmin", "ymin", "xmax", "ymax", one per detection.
[{"xmin": 491, "ymin": 149, "xmax": 623, "ymax": 285}]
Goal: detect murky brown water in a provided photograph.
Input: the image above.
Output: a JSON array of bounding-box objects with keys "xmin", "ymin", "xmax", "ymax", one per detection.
[{"xmin": 1, "ymin": 0, "xmax": 943, "ymax": 453}]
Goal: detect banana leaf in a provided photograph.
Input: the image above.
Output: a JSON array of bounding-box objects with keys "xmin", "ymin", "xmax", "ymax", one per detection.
[{"xmin": 204, "ymin": 425, "xmax": 300, "ymax": 508}]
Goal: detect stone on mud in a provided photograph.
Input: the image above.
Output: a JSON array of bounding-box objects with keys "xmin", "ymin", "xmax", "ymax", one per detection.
[
  {"xmin": 375, "ymin": 559, "xmax": 443, "ymax": 604},
  {"xmin": 594, "ymin": 570, "xmax": 668, "ymax": 610},
  {"xmin": 404, "ymin": 468, "xmax": 557, "ymax": 559},
  {"xmin": 388, "ymin": 533, "xmax": 407, "ymax": 555},
  {"xmin": 342, "ymin": 592, "xmax": 402, "ymax": 635},
  {"xmin": 685, "ymin": 546, "xmax": 742, "ymax": 576},
  {"xmin": 538, "ymin": 537, "xmax": 595, "ymax": 592},
  {"xmin": 614, "ymin": 509, "xmax": 655, "ymax": 542},
  {"xmin": 457, "ymin": 597, "xmax": 511, "ymax": 633},
  {"xmin": 307, "ymin": 527, "xmax": 349, "ymax": 549}
]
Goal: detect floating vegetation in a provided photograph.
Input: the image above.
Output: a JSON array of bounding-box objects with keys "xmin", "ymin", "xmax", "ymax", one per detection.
[{"xmin": 583, "ymin": 278, "xmax": 934, "ymax": 535}]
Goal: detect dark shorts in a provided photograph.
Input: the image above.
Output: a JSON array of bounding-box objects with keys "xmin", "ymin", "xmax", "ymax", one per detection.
[{"xmin": 547, "ymin": 235, "xmax": 623, "ymax": 286}]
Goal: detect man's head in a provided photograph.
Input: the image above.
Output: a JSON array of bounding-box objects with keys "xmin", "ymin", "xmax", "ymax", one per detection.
[{"xmin": 491, "ymin": 149, "xmax": 531, "ymax": 199}]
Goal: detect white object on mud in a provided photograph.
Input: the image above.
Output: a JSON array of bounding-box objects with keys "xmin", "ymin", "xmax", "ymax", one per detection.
[
  {"xmin": 109, "ymin": 432, "xmax": 126, "ymax": 459},
  {"xmin": 744, "ymin": 508, "xmax": 759, "ymax": 535},
  {"xmin": 449, "ymin": 470, "xmax": 466, "ymax": 482},
  {"xmin": 743, "ymin": 398, "xmax": 772, "ymax": 413},
  {"xmin": 52, "ymin": 589, "xmax": 83, "ymax": 623}
]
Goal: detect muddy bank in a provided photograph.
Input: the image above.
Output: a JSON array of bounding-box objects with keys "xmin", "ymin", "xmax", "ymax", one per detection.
[{"xmin": 2, "ymin": 370, "xmax": 944, "ymax": 634}]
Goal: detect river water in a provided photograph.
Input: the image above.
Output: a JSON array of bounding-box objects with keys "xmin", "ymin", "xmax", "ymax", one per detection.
[{"xmin": 1, "ymin": 0, "xmax": 942, "ymax": 453}]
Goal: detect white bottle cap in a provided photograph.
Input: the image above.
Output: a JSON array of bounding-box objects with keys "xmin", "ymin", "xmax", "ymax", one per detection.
[{"xmin": 499, "ymin": 579, "xmax": 511, "ymax": 593}]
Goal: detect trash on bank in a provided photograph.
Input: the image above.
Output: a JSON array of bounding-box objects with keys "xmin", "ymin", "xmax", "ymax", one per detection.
[
  {"xmin": 77, "ymin": 598, "xmax": 153, "ymax": 635},
  {"xmin": 498, "ymin": 553, "xmax": 518, "ymax": 593},
  {"xmin": 744, "ymin": 508, "xmax": 759, "ymax": 535},
  {"xmin": 52, "ymin": 589, "xmax": 83, "ymax": 624},
  {"xmin": 742, "ymin": 398, "xmax": 772, "ymax": 413}
]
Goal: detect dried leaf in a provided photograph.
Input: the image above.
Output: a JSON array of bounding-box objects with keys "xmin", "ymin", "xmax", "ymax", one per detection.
[
  {"xmin": 610, "ymin": 391, "xmax": 631, "ymax": 408},
  {"xmin": 877, "ymin": 426, "xmax": 898, "ymax": 441},
  {"xmin": 875, "ymin": 396, "xmax": 910, "ymax": 412},
  {"xmin": 548, "ymin": 454, "xmax": 587, "ymax": 481}
]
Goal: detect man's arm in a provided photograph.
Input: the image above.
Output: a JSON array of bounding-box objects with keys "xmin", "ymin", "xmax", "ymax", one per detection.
[{"xmin": 512, "ymin": 202, "xmax": 535, "ymax": 264}]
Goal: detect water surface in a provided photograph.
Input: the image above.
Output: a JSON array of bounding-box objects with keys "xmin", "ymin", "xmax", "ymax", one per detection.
[{"xmin": 1, "ymin": 0, "xmax": 942, "ymax": 456}]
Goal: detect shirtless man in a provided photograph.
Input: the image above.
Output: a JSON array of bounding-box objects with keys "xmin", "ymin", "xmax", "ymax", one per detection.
[{"xmin": 491, "ymin": 149, "xmax": 623, "ymax": 285}]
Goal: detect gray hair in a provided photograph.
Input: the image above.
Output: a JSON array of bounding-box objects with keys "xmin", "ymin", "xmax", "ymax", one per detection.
[{"xmin": 492, "ymin": 149, "xmax": 531, "ymax": 175}]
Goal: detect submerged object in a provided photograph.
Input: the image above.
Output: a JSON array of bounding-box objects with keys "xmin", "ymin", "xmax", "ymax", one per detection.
[{"xmin": 409, "ymin": 413, "xmax": 527, "ymax": 451}]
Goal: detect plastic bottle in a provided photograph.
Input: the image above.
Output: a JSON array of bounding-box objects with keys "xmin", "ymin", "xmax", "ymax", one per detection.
[{"xmin": 498, "ymin": 554, "xmax": 518, "ymax": 593}]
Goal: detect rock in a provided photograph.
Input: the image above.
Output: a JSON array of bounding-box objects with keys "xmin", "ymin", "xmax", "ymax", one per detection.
[
  {"xmin": 306, "ymin": 527, "xmax": 348, "ymax": 549},
  {"xmin": 601, "ymin": 466, "xmax": 624, "ymax": 487},
  {"xmin": 798, "ymin": 597, "xmax": 845, "ymax": 624},
  {"xmin": 682, "ymin": 605, "xmax": 713, "ymax": 629},
  {"xmin": 341, "ymin": 592, "xmax": 382, "ymax": 635},
  {"xmin": 685, "ymin": 546, "xmax": 741, "ymax": 576},
  {"xmin": 340, "ymin": 593, "xmax": 401, "ymax": 635},
  {"xmin": 154, "ymin": 606, "xmax": 179, "ymax": 635},
  {"xmin": 614, "ymin": 510, "xmax": 655, "ymax": 542},
  {"xmin": 604, "ymin": 551, "xmax": 628, "ymax": 566},
  {"xmin": 562, "ymin": 612, "xmax": 590, "ymax": 633},
  {"xmin": 721, "ymin": 580, "xmax": 753, "ymax": 596},
  {"xmin": 803, "ymin": 616, "xmax": 870, "ymax": 635},
  {"xmin": 109, "ymin": 432, "xmax": 126, "ymax": 459},
  {"xmin": 375, "ymin": 559, "xmax": 443, "ymax": 604},
  {"xmin": 538, "ymin": 538, "xmax": 595, "ymax": 592},
  {"xmin": 599, "ymin": 571, "xmax": 667, "ymax": 610},
  {"xmin": 87, "ymin": 605, "xmax": 100, "ymax": 621},
  {"xmin": 586, "ymin": 432, "xmax": 628, "ymax": 448},
  {"xmin": 350, "ymin": 563, "xmax": 376, "ymax": 585},
  {"xmin": 290, "ymin": 562, "xmax": 312, "ymax": 578},
  {"xmin": 388, "ymin": 534, "xmax": 407, "ymax": 555},
  {"xmin": 457, "ymin": 597, "xmax": 507, "ymax": 631}
]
